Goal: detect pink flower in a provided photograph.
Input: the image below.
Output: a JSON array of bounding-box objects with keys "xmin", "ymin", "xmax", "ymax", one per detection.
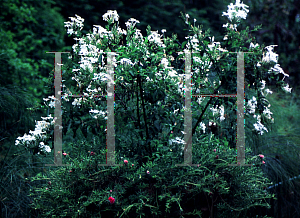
[
  {"xmin": 146, "ymin": 170, "xmax": 150, "ymax": 174},
  {"xmin": 110, "ymin": 190, "xmax": 112, "ymax": 192},
  {"xmin": 108, "ymin": 196, "xmax": 115, "ymax": 204},
  {"xmin": 262, "ymin": 161, "xmax": 265, "ymax": 164},
  {"xmin": 124, "ymin": 159, "xmax": 128, "ymax": 165},
  {"xmin": 63, "ymin": 152, "xmax": 67, "ymax": 156},
  {"xmin": 171, "ymin": 131, "xmax": 173, "ymax": 134},
  {"xmin": 69, "ymin": 170, "xmax": 72, "ymax": 173},
  {"xmin": 215, "ymin": 155, "xmax": 219, "ymax": 159},
  {"xmin": 132, "ymin": 164, "xmax": 134, "ymax": 167},
  {"xmin": 213, "ymin": 149, "xmax": 216, "ymax": 153},
  {"xmin": 46, "ymin": 188, "xmax": 48, "ymax": 190},
  {"xmin": 90, "ymin": 151, "xmax": 95, "ymax": 155},
  {"xmin": 259, "ymin": 154, "xmax": 264, "ymax": 158}
]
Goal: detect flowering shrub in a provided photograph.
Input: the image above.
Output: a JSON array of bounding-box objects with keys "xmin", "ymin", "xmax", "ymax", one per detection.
[{"xmin": 23, "ymin": 0, "xmax": 293, "ymax": 217}]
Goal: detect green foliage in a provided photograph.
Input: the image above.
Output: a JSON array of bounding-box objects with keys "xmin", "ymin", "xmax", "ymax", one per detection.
[{"xmin": 29, "ymin": 134, "xmax": 274, "ymax": 217}]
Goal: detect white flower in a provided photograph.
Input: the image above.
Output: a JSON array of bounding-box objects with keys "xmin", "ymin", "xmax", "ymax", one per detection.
[
  {"xmin": 250, "ymin": 42, "xmax": 259, "ymax": 48},
  {"xmin": 207, "ymin": 37, "xmax": 221, "ymax": 51},
  {"xmin": 119, "ymin": 58, "xmax": 135, "ymax": 66},
  {"xmin": 29, "ymin": 129, "xmax": 46, "ymax": 137},
  {"xmin": 147, "ymin": 31, "xmax": 165, "ymax": 47},
  {"xmin": 210, "ymin": 105, "xmax": 219, "ymax": 116},
  {"xmin": 185, "ymin": 34, "xmax": 199, "ymax": 51},
  {"xmin": 222, "ymin": 0, "xmax": 249, "ymax": 22},
  {"xmin": 66, "ymin": 14, "xmax": 84, "ymax": 32},
  {"xmin": 169, "ymin": 137, "xmax": 186, "ymax": 145},
  {"xmin": 263, "ymin": 106, "xmax": 273, "ymax": 120},
  {"xmin": 168, "ymin": 69, "xmax": 178, "ymax": 78},
  {"xmin": 262, "ymin": 88, "xmax": 273, "ymax": 97},
  {"xmin": 125, "ymin": 18, "xmax": 140, "ymax": 28},
  {"xmin": 260, "ymin": 80, "xmax": 266, "ymax": 89},
  {"xmin": 79, "ymin": 58, "xmax": 94, "ymax": 73},
  {"xmin": 49, "ymin": 100, "xmax": 55, "ymax": 108},
  {"xmin": 282, "ymin": 83, "xmax": 292, "ymax": 93},
  {"xmin": 72, "ymin": 98, "xmax": 82, "ymax": 107},
  {"xmin": 161, "ymin": 29, "xmax": 166, "ymax": 33},
  {"xmin": 262, "ymin": 45, "xmax": 278, "ymax": 63},
  {"xmin": 200, "ymin": 122, "xmax": 206, "ymax": 133},
  {"xmin": 160, "ymin": 58, "xmax": 169, "ymax": 68},
  {"xmin": 134, "ymin": 29, "xmax": 143, "ymax": 40},
  {"xmin": 117, "ymin": 27, "xmax": 127, "ymax": 35},
  {"xmin": 268, "ymin": 64, "xmax": 289, "ymax": 77},
  {"xmin": 197, "ymin": 96, "xmax": 204, "ymax": 105},
  {"xmin": 254, "ymin": 121, "xmax": 268, "ymax": 135},
  {"xmin": 67, "ymin": 28, "xmax": 74, "ymax": 35},
  {"xmin": 40, "ymin": 142, "xmax": 51, "ymax": 153},
  {"xmin": 89, "ymin": 109, "xmax": 106, "ymax": 119},
  {"xmin": 247, "ymin": 96, "xmax": 257, "ymax": 114},
  {"xmin": 15, "ymin": 133, "xmax": 36, "ymax": 146},
  {"xmin": 103, "ymin": 10, "xmax": 119, "ymax": 23},
  {"xmin": 41, "ymin": 115, "xmax": 53, "ymax": 121},
  {"xmin": 93, "ymin": 25, "xmax": 109, "ymax": 36},
  {"xmin": 44, "ymin": 145, "xmax": 51, "ymax": 153},
  {"xmin": 219, "ymin": 105, "xmax": 225, "ymax": 121},
  {"xmin": 90, "ymin": 109, "xmax": 100, "ymax": 114},
  {"xmin": 75, "ymin": 14, "xmax": 84, "ymax": 23}
]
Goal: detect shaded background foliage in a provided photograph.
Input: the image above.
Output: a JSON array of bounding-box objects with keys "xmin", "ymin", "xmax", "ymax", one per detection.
[{"xmin": 0, "ymin": 0, "xmax": 300, "ymax": 217}]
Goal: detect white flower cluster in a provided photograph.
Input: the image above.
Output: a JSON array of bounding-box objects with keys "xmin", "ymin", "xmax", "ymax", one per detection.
[
  {"xmin": 185, "ymin": 34, "xmax": 200, "ymax": 51},
  {"xmin": 222, "ymin": 0, "xmax": 249, "ymax": 23},
  {"xmin": 246, "ymin": 96, "xmax": 274, "ymax": 134},
  {"xmin": 200, "ymin": 122, "xmax": 206, "ymax": 133},
  {"xmin": 64, "ymin": 14, "xmax": 84, "ymax": 36},
  {"xmin": 209, "ymin": 105, "xmax": 226, "ymax": 122},
  {"xmin": 250, "ymin": 42, "xmax": 259, "ymax": 49},
  {"xmin": 93, "ymin": 25, "xmax": 110, "ymax": 37},
  {"xmin": 262, "ymin": 45, "xmax": 278, "ymax": 63},
  {"xmin": 15, "ymin": 115, "xmax": 54, "ymax": 153},
  {"xmin": 262, "ymin": 45, "xmax": 291, "ymax": 93},
  {"xmin": 207, "ymin": 36, "xmax": 228, "ymax": 60},
  {"xmin": 247, "ymin": 96, "xmax": 257, "ymax": 114},
  {"xmin": 193, "ymin": 54, "xmax": 212, "ymax": 71},
  {"xmin": 43, "ymin": 96, "xmax": 56, "ymax": 108},
  {"xmin": 119, "ymin": 58, "xmax": 135, "ymax": 66},
  {"xmin": 102, "ymin": 10, "xmax": 119, "ymax": 23},
  {"xmin": 222, "ymin": 23, "xmax": 238, "ymax": 32},
  {"xmin": 125, "ymin": 18, "xmax": 140, "ymax": 29},
  {"xmin": 169, "ymin": 136, "xmax": 186, "ymax": 146},
  {"xmin": 147, "ymin": 31, "xmax": 166, "ymax": 48},
  {"xmin": 72, "ymin": 97, "xmax": 87, "ymax": 107},
  {"xmin": 89, "ymin": 109, "xmax": 107, "ymax": 120},
  {"xmin": 253, "ymin": 114, "xmax": 269, "ymax": 135}
]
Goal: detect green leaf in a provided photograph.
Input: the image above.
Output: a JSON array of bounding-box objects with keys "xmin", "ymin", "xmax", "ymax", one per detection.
[{"xmin": 181, "ymin": 41, "xmax": 187, "ymax": 49}]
